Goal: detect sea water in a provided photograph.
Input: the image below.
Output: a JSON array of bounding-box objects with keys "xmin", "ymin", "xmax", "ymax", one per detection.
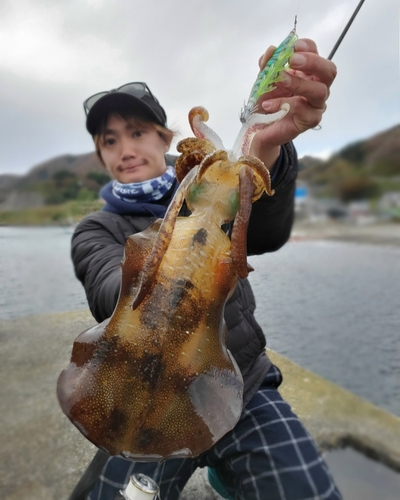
[{"xmin": 1, "ymin": 226, "xmax": 399, "ymax": 417}]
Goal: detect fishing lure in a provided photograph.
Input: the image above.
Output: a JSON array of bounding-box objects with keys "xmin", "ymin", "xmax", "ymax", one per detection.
[{"xmin": 240, "ymin": 18, "xmax": 298, "ymax": 124}]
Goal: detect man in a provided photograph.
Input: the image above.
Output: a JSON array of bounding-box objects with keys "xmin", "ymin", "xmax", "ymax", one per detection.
[{"xmin": 70, "ymin": 38, "xmax": 340, "ymax": 499}]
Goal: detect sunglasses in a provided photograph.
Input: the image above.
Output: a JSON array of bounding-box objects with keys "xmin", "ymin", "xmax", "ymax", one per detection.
[{"xmin": 83, "ymin": 82, "xmax": 159, "ymax": 116}]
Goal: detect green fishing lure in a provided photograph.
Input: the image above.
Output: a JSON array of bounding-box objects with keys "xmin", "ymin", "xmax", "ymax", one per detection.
[{"xmin": 240, "ymin": 20, "xmax": 298, "ymax": 123}]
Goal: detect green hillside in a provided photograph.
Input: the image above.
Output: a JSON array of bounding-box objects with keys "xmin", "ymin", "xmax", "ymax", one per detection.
[
  {"xmin": 298, "ymin": 124, "xmax": 400, "ymax": 201},
  {"xmin": 0, "ymin": 124, "xmax": 399, "ymax": 225}
]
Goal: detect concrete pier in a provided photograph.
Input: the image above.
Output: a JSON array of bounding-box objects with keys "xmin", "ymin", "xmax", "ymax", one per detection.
[{"xmin": 1, "ymin": 310, "xmax": 399, "ymax": 499}]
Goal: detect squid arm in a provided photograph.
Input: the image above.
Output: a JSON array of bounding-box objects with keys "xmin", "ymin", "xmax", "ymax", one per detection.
[
  {"xmin": 175, "ymin": 137, "xmax": 216, "ymax": 183},
  {"xmin": 236, "ymin": 155, "xmax": 275, "ymax": 199},
  {"xmin": 231, "ymin": 165, "xmax": 256, "ymax": 279}
]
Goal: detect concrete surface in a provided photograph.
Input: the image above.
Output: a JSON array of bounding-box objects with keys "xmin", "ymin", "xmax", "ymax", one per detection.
[
  {"xmin": 266, "ymin": 349, "xmax": 400, "ymax": 472},
  {"xmin": 1, "ymin": 310, "xmax": 399, "ymax": 499}
]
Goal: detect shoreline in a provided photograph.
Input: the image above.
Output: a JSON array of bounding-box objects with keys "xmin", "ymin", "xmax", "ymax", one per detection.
[
  {"xmin": 291, "ymin": 220, "xmax": 400, "ymax": 247},
  {"xmin": 2, "ymin": 220, "xmax": 400, "ymax": 247}
]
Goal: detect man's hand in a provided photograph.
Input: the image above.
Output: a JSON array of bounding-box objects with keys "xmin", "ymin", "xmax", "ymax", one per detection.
[{"xmin": 250, "ymin": 38, "xmax": 337, "ymax": 171}]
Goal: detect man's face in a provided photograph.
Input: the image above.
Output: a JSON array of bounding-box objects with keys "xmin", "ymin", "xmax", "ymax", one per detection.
[{"xmin": 99, "ymin": 114, "xmax": 169, "ymax": 184}]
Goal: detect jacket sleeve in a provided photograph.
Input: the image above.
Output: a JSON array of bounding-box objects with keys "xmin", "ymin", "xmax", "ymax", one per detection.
[
  {"xmin": 247, "ymin": 141, "xmax": 298, "ymax": 255},
  {"xmin": 71, "ymin": 213, "xmax": 129, "ymax": 323}
]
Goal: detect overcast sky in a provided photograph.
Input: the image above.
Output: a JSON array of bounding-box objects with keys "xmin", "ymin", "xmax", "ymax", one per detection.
[{"xmin": 0, "ymin": 0, "xmax": 398, "ymax": 176}]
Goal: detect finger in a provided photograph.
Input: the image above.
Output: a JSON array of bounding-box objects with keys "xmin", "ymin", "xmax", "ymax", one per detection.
[
  {"xmin": 253, "ymin": 85, "xmax": 294, "ymax": 115},
  {"xmin": 258, "ymin": 45, "xmax": 276, "ymax": 70},
  {"xmin": 257, "ymin": 83, "xmax": 293, "ymax": 102},
  {"xmin": 261, "ymin": 97, "xmax": 292, "ymax": 115},
  {"xmin": 289, "ymin": 52, "xmax": 337, "ymax": 88},
  {"xmin": 285, "ymin": 68, "xmax": 318, "ymax": 83},
  {"xmin": 261, "ymin": 96, "xmax": 326, "ymax": 132},
  {"xmin": 289, "ymin": 97, "xmax": 327, "ymax": 130},
  {"xmin": 294, "ymin": 38, "xmax": 319, "ymax": 55},
  {"xmin": 276, "ymin": 71, "xmax": 329, "ymax": 109}
]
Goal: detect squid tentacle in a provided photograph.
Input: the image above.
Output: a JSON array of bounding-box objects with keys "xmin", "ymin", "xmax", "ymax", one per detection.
[
  {"xmin": 189, "ymin": 106, "xmax": 225, "ymax": 151},
  {"xmin": 231, "ymin": 103, "xmax": 290, "ymax": 159},
  {"xmin": 231, "ymin": 165, "xmax": 255, "ymax": 279}
]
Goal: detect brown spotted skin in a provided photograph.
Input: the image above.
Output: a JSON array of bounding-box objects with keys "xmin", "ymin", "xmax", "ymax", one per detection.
[
  {"xmin": 57, "ymin": 107, "xmax": 274, "ymax": 461},
  {"xmin": 57, "ymin": 218, "xmax": 243, "ymax": 460}
]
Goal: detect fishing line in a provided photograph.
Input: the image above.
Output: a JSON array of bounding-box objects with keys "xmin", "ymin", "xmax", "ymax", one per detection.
[
  {"xmin": 294, "ymin": 0, "xmax": 301, "ymax": 21},
  {"xmin": 288, "ymin": 0, "xmax": 301, "ymax": 31},
  {"xmin": 153, "ymin": 460, "xmax": 166, "ymax": 499}
]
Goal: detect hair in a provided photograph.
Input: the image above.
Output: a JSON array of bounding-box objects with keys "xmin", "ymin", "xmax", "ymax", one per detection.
[{"xmin": 93, "ymin": 108, "xmax": 175, "ymax": 165}]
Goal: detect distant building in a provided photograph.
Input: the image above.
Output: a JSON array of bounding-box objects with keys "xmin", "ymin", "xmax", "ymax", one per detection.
[
  {"xmin": 379, "ymin": 192, "xmax": 400, "ymax": 219},
  {"xmin": 294, "ymin": 182, "xmax": 312, "ymax": 217}
]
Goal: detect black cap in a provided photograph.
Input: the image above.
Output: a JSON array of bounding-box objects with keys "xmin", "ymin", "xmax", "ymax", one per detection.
[{"xmin": 86, "ymin": 90, "xmax": 167, "ymax": 136}]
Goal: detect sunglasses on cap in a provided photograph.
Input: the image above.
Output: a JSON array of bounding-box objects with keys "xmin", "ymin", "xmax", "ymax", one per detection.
[{"xmin": 83, "ymin": 82, "xmax": 160, "ymax": 116}]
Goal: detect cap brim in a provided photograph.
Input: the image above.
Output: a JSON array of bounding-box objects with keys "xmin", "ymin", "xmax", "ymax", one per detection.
[{"xmin": 86, "ymin": 92, "xmax": 164, "ymax": 135}]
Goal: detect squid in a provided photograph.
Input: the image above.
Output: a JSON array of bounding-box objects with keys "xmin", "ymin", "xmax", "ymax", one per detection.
[{"xmin": 57, "ymin": 27, "xmax": 296, "ymax": 461}]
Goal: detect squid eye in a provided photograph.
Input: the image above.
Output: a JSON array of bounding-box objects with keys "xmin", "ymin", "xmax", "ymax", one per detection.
[
  {"xmin": 227, "ymin": 191, "xmax": 240, "ymax": 219},
  {"xmin": 187, "ymin": 181, "xmax": 207, "ymax": 204}
]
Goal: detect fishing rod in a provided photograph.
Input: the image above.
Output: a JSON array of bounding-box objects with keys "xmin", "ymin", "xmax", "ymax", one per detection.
[{"xmin": 328, "ymin": 0, "xmax": 366, "ymax": 60}]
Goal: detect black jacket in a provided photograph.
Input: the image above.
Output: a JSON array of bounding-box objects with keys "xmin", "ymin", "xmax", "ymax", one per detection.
[{"xmin": 71, "ymin": 143, "xmax": 298, "ymax": 405}]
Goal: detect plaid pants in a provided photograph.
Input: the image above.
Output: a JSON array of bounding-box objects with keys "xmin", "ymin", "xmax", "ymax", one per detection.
[{"xmin": 88, "ymin": 365, "xmax": 342, "ymax": 500}]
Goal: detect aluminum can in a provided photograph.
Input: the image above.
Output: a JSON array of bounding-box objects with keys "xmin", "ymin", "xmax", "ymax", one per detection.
[{"xmin": 120, "ymin": 473, "xmax": 159, "ymax": 500}]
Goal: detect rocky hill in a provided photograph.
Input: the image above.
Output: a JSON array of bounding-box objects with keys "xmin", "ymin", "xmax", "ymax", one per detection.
[
  {"xmin": 298, "ymin": 124, "xmax": 400, "ymax": 201},
  {"xmin": 1, "ymin": 125, "xmax": 399, "ymax": 210},
  {"xmin": 0, "ymin": 152, "xmax": 108, "ymax": 208}
]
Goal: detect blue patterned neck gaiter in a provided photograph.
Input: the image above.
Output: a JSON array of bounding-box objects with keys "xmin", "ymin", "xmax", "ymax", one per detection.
[{"xmin": 112, "ymin": 166, "xmax": 175, "ymax": 204}]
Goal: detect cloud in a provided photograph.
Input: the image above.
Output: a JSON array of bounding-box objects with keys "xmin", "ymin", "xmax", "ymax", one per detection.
[
  {"xmin": 0, "ymin": 0, "xmax": 398, "ymax": 175},
  {"xmin": 0, "ymin": 0, "xmax": 129, "ymax": 84}
]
